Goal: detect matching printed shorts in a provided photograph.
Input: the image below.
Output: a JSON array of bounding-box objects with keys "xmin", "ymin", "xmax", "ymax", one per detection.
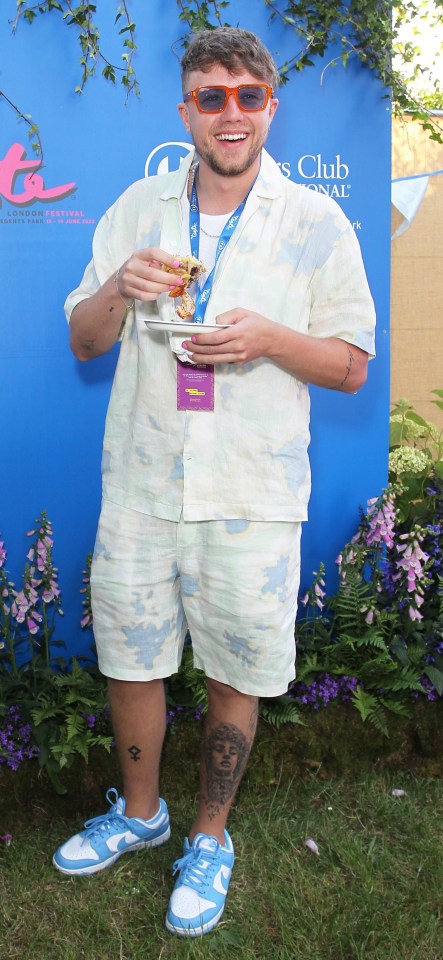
[{"xmin": 90, "ymin": 500, "xmax": 302, "ymax": 697}]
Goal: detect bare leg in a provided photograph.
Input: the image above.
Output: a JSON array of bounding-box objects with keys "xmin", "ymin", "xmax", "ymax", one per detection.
[
  {"xmin": 189, "ymin": 677, "xmax": 258, "ymax": 844},
  {"xmin": 107, "ymin": 677, "xmax": 166, "ymax": 820}
]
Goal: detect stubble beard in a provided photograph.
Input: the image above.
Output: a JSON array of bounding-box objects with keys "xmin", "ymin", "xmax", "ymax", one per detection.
[{"xmin": 197, "ymin": 132, "xmax": 265, "ymax": 178}]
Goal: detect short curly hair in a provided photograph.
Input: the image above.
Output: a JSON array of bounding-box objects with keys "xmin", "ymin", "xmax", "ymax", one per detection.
[{"xmin": 180, "ymin": 26, "xmax": 280, "ymax": 91}]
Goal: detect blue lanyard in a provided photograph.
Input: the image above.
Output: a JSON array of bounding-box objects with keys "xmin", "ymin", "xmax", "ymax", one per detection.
[{"xmin": 189, "ymin": 165, "xmax": 250, "ymax": 324}]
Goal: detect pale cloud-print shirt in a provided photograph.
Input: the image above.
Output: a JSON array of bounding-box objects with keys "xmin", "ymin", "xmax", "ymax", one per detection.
[{"xmin": 65, "ymin": 149, "xmax": 376, "ymax": 523}]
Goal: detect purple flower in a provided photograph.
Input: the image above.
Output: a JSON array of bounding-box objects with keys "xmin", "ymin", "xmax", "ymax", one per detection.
[
  {"xmin": 366, "ymin": 494, "xmax": 397, "ymax": 549},
  {"xmin": 0, "ymin": 705, "xmax": 39, "ymax": 769}
]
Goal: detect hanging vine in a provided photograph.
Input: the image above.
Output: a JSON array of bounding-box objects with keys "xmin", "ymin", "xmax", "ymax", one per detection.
[
  {"xmin": 1, "ymin": 0, "xmax": 442, "ymax": 156},
  {"xmin": 12, "ymin": 1, "xmax": 138, "ymax": 96}
]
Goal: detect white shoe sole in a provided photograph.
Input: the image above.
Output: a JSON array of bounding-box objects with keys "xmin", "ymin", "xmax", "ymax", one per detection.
[
  {"xmin": 165, "ymin": 902, "xmax": 224, "ymax": 938},
  {"xmin": 53, "ymin": 825, "xmax": 171, "ymax": 876}
]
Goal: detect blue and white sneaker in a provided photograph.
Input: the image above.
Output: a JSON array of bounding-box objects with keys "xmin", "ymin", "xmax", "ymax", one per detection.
[
  {"xmin": 53, "ymin": 787, "xmax": 170, "ymax": 876},
  {"xmin": 166, "ymin": 831, "xmax": 234, "ymax": 937}
]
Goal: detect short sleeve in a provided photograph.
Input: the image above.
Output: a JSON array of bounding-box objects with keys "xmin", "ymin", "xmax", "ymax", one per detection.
[
  {"xmin": 308, "ymin": 222, "xmax": 376, "ymax": 357},
  {"xmin": 64, "ymin": 208, "xmax": 116, "ymax": 324}
]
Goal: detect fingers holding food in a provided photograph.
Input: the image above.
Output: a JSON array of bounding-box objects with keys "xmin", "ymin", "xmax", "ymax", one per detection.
[{"xmin": 118, "ymin": 249, "xmax": 186, "ymax": 302}]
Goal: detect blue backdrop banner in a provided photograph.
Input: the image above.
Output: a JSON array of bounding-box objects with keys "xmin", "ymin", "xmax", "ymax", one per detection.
[{"xmin": 0, "ymin": 1, "xmax": 391, "ymax": 663}]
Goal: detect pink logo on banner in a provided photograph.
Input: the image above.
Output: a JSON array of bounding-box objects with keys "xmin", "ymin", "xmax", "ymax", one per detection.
[{"xmin": 0, "ymin": 143, "xmax": 76, "ymax": 208}]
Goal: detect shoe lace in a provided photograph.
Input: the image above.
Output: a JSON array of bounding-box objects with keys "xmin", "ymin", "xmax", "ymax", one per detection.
[
  {"xmin": 172, "ymin": 838, "xmax": 219, "ymax": 892},
  {"xmin": 83, "ymin": 787, "xmax": 128, "ymax": 839}
]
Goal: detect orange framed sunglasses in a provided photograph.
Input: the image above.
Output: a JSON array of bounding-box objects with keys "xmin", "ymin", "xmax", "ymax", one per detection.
[{"xmin": 183, "ymin": 83, "xmax": 274, "ymax": 114}]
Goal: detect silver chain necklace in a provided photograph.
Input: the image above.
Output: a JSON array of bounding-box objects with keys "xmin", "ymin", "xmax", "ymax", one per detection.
[{"xmin": 200, "ymin": 223, "xmax": 222, "ymax": 239}]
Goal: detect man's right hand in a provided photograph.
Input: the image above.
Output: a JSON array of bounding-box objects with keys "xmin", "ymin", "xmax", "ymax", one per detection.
[
  {"xmin": 116, "ymin": 248, "xmax": 185, "ymax": 303},
  {"xmin": 69, "ymin": 248, "xmax": 184, "ymax": 361}
]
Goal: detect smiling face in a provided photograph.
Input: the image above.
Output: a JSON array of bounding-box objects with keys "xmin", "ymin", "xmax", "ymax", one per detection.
[{"xmin": 178, "ymin": 64, "xmax": 279, "ymax": 181}]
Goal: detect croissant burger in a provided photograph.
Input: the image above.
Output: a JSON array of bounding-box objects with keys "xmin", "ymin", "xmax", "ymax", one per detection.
[{"xmin": 163, "ymin": 255, "xmax": 206, "ymax": 319}]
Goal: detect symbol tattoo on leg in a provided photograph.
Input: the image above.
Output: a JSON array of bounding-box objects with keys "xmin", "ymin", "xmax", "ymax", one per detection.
[{"xmin": 128, "ymin": 744, "xmax": 141, "ymax": 762}]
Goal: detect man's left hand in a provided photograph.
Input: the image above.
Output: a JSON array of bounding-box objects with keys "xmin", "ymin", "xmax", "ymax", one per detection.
[{"xmin": 181, "ymin": 309, "xmax": 274, "ymax": 365}]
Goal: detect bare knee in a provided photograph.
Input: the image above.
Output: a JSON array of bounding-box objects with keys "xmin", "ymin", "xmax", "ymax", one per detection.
[
  {"xmin": 107, "ymin": 676, "xmax": 164, "ymax": 707},
  {"xmin": 206, "ymin": 676, "xmax": 258, "ymax": 706}
]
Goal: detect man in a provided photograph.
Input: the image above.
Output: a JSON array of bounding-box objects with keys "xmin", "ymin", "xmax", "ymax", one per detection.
[{"xmin": 53, "ymin": 26, "xmax": 375, "ymax": 938}]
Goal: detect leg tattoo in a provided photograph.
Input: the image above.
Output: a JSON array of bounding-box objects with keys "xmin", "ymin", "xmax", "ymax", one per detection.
[
  {"xmin": 202, "ymin": 717, "xmax": 255, "ymax": 820},
  {"xmin": 128, "ymin": 744, "xmax": 142, "ymax": 762}
]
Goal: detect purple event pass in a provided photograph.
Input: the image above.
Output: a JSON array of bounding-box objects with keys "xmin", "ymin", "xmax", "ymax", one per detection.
[{"xmin": 177, "ymin": 360, "xmax": 214, "ymax": 411}]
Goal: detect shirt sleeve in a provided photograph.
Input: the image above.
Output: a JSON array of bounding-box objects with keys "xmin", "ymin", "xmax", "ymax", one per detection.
[
  {"xmin": 64, "ymin": 208, "xmax": 116, "ymax": 324},
  {"xmin": 308, "ymin": 221, "xmax": 376, "ymax": 357}
]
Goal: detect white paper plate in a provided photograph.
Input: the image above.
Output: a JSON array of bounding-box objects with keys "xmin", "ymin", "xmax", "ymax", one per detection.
[{"xmin": 144, "ymin": 320, "xmax": 228, "ymax": 335}]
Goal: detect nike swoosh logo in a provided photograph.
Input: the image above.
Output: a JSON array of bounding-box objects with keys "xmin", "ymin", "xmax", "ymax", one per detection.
[
  {"xmin": 213, "ymin": 864, "xmax": 231, "ymax": 895},
  {"xmin": 106, "ymin": 832, "xmax": 139, "ymax": 854}
]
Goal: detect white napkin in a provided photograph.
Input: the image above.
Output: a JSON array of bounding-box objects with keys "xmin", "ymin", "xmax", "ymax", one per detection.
[{"xmin": 169, "ymin": 330, "xmax": 196, "ymax": 364}]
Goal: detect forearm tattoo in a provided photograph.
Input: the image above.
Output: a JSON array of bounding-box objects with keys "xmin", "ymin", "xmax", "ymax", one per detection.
[{"xmin": 202, "ymin": 715, "xmax": 256, "ymax": 820}]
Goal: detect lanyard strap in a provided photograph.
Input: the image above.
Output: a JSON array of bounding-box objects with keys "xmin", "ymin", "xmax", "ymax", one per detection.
[{"xmin": 189, "ymin": 165, "xmax": 250, "ymax": 324}]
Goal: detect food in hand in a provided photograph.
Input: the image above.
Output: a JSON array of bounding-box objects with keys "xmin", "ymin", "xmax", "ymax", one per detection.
[{"xmin": 163, "ymin": 255, "xmax": 206, "ymax": 319}]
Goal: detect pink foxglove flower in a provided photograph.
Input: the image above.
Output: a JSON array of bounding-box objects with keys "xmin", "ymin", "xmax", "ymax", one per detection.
[{"xmin": 408, "ymin": 606, "xmax": 423, "ymax": 621}]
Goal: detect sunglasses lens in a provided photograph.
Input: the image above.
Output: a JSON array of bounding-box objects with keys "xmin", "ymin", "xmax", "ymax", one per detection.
[
  {"xmin": 238, "ymin": 86, "xmax": 268, "ymax": 110},
  {"xmin": 195, "ymin": 85, "xmax": 269, "ymax": 112},
  {"xmin": 197, "ymin": 88, "xmax": 227, "ymax": 111}
]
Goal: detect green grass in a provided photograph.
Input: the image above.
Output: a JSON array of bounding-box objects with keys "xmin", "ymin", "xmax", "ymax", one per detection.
[{"xmin": 0, "ymin": 711, "xmax": 442, "ymax": 960}]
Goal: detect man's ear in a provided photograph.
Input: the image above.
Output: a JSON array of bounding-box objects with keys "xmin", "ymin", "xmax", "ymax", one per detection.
[
  {"xmin": 178, "ymin": 102, "xmax": 191, "ymax": 133},
  {"xmin": 269, "ymin": 98, "xmax": 279, "ymax": 125}
]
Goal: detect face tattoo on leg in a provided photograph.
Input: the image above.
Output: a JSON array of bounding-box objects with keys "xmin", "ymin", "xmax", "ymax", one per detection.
[{"xmin": 202, "ymin": 722, "xmax": 250, "ymax": 819}]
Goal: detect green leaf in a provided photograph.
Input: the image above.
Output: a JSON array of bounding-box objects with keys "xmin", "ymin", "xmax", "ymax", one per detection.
[
  {"xmin": 42, "ymin": 762, "xmax": 67, "ymax": 795},
  {"xmin": 389, "ymin": 421, "xmax": 404, "ymax": 447},
  {"xmin": 423, "ymin": 665, "xmax": 443, "ymax": 696},
  {"xmin": 404, "ymin": 411, "xmax": 429, "ymax": 428}
]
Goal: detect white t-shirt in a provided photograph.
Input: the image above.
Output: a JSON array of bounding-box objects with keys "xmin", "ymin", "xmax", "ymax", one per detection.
[{"xmin": 171, "ymin": 195, "xmax": 236, "ymax": 361}]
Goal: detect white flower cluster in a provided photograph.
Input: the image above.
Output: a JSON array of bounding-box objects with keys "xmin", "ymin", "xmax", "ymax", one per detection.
[{"xmin": 388, "ymin": 446, "xmax": 430, "ymax": 477}]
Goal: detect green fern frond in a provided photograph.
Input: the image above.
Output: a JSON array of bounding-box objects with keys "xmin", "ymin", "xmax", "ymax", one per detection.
[
  {"xmin": 91, "ymin": 735, "xmax": 114, "ymax": 753},
  {"xmin": 259, "ymin": 696, "xmax": 304, "ymax": 729},
  {"xmin": 358, "ymin": 656, "xmax": 397, "ymax": 679},
  {"xmin": 31, "ymin": 705, "xmax": 60, "ymax": 725},
  {"xmin": 351, "ymin": 687, "xmax": 389, "ymax": 736},
  {"xmin": 388, "ymin": 666, "xmax": 425, "ymax": 693},
  {"xmin": 379, "ymin": 698, "xmax": 411, "ymax": 718},
  {"xmin": 65, "ymin": 712, "xmax": 86, "ymax": 741},
  {"xmin": 351, "ymin": 630, "xmax": 390, "ymax": 653}
]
